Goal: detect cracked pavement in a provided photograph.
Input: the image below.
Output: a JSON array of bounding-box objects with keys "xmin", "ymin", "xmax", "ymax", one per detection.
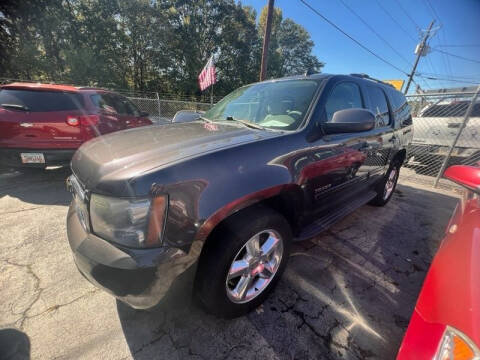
[{"xmin": 0, "ymin": 167, "xmax": 460, "ymax": 359}]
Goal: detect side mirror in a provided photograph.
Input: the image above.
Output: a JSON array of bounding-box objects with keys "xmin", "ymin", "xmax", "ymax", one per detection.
[
  {"xmin": 139, "ymin": 111, "xmax": 149, "ymax": 117},
  {"xmin": 444, "ymin": 165, "xmax": 480, "ymax": 193},
  {"xmin": 172, "ymin": 110, "xmax": 203, "ymax": 123},
  {"xmin": 322, "ymin": 108, "xmax": 375, "ymax": 134}
]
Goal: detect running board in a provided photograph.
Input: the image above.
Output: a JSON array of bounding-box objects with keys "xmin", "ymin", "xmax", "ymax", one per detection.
[{"xmin": 294, "ymin": 190, "xmax": 377, "ymax": 242}]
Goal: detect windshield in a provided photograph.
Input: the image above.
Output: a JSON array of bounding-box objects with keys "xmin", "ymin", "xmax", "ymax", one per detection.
[{"xmin": 203, "ymin": 80, "xmax": 320, "ymax": 130}]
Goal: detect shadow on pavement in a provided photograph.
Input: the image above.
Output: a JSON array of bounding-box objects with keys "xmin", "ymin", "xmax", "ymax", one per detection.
[
  {"xmin": 117, "ymin": 183, "xmax": 458, "ymax": 360},
  {"xmin": 0, "ymin": 328, "xmax": 30, "ymax": 360},
  {"xmin": 0, "ymin": 166, "xmax": 71, "ymax": 206}
]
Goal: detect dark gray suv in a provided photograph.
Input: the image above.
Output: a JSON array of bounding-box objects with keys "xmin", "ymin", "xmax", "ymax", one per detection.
[{"xmin": 67, "ymin": 73, "xmax": 412, "ymax": 317}]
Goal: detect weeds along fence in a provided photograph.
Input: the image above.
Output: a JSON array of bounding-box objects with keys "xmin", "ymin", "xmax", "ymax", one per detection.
[{"xmin": 402, "ymin": 86, "xmax": 480, "ymax": 189}]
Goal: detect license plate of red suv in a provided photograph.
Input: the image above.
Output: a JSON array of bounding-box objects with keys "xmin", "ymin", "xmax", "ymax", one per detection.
[{"xmin": 20, "ymin": 153, "xmax": 45, "ymax": 164}]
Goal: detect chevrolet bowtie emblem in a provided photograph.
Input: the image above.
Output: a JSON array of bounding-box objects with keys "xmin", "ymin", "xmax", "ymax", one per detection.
[{"xmin": 20, "ymin": 123, "xmax": 34, "ymax": 128}]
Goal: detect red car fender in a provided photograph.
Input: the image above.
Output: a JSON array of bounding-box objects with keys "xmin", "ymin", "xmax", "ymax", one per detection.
[{"xmin": 397, "ymin": 196, "xmax": 480, "ymax": 359}]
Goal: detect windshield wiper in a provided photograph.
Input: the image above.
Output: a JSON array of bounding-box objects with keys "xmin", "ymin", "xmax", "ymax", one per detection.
[
  {"xmin": 1, "ymin": 104, "xmax": 30, "ymax": 111},
  {"xmin": 225, "ymin": 116, "xmax": 265, "ymax": 130}
]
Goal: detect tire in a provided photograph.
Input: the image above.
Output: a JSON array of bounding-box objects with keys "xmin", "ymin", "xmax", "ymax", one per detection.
[
  {"xmin": 369, "ymin": 162, "xmax": 400, "ymax": 206},
  {"xmin": 196, "ymin": 207, "xmax": 292, "ymax": 318}
]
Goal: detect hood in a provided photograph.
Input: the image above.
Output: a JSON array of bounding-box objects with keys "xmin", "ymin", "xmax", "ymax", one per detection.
[{"xmin": 71, "ymin": 121, "xmax": 278, "ymax": 193}]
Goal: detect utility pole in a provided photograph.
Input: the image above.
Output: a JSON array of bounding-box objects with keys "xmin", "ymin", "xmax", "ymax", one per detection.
[
  {"xmin": 404, "ymin": 20, "xmax": 435, "ymax": 94},
  {"xmin": 260, "ymin": 0, "xmax": 275, "ymax": 81}
]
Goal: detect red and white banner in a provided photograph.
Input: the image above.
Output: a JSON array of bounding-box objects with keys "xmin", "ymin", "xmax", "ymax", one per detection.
[{"xmin": 198, "ymin": 55, "xmax": 217, "ymax": 91}]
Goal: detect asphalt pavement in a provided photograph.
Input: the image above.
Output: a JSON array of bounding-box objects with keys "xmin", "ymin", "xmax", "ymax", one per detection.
[{"xmin": 0, "ymin": 166, "xmax": 459, "ymax": 359}]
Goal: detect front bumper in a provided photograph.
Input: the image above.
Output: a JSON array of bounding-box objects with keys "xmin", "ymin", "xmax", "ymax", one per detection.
[
  {"xmin": 0, "ymin": 148, "xmax": 76, "ymax": 168},
  {"xmin": 66, "ymin": 203, "xmax": 198, "ymax": 309}
]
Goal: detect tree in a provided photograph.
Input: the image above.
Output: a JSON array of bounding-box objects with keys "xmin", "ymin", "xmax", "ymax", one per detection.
[
  {"xmin": 0, "ymin": 0, "xmax": 324, "ymax": 97},
  {"xmin": 278, "ymin": 19, "xmax": 323, "ymax": 75},
  {"xmin": 258, "ymin": 5, "xmax": 323, "ymax": 79}
]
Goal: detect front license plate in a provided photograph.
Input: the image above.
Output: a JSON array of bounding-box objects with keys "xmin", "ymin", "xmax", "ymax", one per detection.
[{"xmin": 20, "ymin": 153, "xmax": 45, "ymax": 164}]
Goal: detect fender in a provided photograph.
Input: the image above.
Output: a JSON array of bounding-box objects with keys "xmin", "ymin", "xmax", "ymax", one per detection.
[{"xmin": 194, "ymin": 183, "xmax": 302, "ymax": 245}]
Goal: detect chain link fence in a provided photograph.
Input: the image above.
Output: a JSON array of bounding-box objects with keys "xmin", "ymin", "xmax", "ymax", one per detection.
[
  {"xmin": 2, "ymin": 77, "xmax": 479, "ymax": 191},
  {"xmin": 401, "ymin": 86, "xmax": 480, "ymax": 190},
  {"xmin": 127, "ymin": 96, "xmax": 213, "ymax": 124},
  {"xmin": 127, "ymin": 89, "xmax": 480, "ymax": 191}
]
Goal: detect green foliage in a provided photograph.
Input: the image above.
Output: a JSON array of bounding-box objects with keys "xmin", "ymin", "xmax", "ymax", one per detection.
[{"xmin": 0, "ymin": 0, "xmax": 323, "ymax": 97}]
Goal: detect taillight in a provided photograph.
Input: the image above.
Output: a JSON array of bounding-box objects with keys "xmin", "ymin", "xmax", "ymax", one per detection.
[
  {"xmin": 80, "ymin": 114, "xmax": 100, "ymax": 126},
  {"xmin": 66, "ymin": 116, "xmax": 80, "ymax": 127},
  {"xmin": 66, "ymin": 115, "xmax": 99, "ymax": 127}
]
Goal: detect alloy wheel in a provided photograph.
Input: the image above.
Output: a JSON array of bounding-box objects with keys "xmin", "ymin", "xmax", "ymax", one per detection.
[
  {"xmin": 225, "ymin": 229, "xmax": 283, "ymax": 304},
  {"xmin": 383, "ymin": 168, "xmax": 398, "ymax": 200}
]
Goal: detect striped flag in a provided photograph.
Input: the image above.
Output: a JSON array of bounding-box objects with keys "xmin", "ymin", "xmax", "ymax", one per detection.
[{"xmin": 198, "ymin": 55, "xmax": 217, "ymax": 91}]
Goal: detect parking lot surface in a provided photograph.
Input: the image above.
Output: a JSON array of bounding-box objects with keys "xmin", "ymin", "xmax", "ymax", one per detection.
[{"xmin": 0, "ymin": 167, "xmax": 459, "ymax": 359}]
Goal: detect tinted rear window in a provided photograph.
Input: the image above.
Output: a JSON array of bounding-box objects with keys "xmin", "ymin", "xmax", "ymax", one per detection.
[{"xmin": 0, "ymin": 89, "xmax": 83, "ymax": 112}]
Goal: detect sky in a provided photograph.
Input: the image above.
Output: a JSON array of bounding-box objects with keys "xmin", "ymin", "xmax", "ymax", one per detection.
[{"xmin": 239, "ymin": 0, "xmax": 480, "ymax": 93}]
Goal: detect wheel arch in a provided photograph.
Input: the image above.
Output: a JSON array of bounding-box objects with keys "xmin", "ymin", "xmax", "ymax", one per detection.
[{"xmin": 192, "ymin": 184, "xmax": 304, "ymax": 281}]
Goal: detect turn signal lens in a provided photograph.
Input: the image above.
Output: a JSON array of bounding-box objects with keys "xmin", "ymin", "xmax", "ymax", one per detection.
[
  {"xmin": 435, "ymin": 326, "xmax": 480, "ymax": 360},
  {"xmin": 147, "ymin": 196, "xmax": 168, "ymax": 246}
]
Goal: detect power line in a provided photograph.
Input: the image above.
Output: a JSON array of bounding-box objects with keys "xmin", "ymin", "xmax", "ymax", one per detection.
[
  {"xmin": 415, "ymin": 74, "xmax": 480, "ymax": 85},
  {"xmin": 392, "ymin": 0, "xmax": 421, "ymax": 32},
  {"xmin": 374, "ymin": 0, "xmax": 417, "ymax": 43},
  {"xmin": 423, "ymin": 0, "xmax": 454, "ymax": 79},
  {"xmin": 416, "ymin": 72, "xmax": 480, "ymax": 81},
  {"xmin": 336, "ymin": 0, "xmax": 413, "ymax": 67},
  {"xmin": 431, "ymin": 48, "xmax": 480, "ymax": 64},
  {"xmin": 435, "ymin": 44, "xmax": 480, "ymax": 48},
  {"xmin": 298, "ymin": 0, "xmax": 409, "ymax": 76}
]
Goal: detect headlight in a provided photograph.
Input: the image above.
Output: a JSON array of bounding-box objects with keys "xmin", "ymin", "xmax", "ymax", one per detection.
[
  {"xmin": 435, "ymin": 326, "xmax": 480, "ymax": 360},
  {"xmin": 90, "ymin": 193, "xmax": 168, "ymax": 248}
]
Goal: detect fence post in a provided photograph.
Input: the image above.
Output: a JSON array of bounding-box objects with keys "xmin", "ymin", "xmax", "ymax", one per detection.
[
  {"xmin": 434, "ymin": 85, "xmax": 480, "ymax": 187},
  {"xmin": 156, "ymin": 92, "xmax": 161, "ymax": 121}
]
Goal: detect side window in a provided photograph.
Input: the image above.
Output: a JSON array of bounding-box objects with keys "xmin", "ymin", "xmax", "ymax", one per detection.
[
  {"xmin": 367, "ymin": 86, "xmax": 391, "ymax": 127},
  {"xmin": 325, "ymin": 82, "xmax": 363, "ymax": 121},
  {"xmin": 110, "ymin": 95, "xmax": 129, "ymax": 115},
  {"xmin": 90, "ymin": 93, "xmax": 117, "ymax": 113},
  {"xmin": 120, "ymin": 96, "xmax": 140, "ymax": 116}
]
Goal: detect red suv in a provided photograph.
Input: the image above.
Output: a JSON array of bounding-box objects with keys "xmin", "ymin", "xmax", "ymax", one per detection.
[{"xmin": 0, "ymin": 82, "xmax": 152, "ymax": 168}]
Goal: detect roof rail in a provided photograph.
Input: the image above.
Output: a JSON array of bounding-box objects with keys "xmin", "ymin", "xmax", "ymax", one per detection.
[{"xmin": 349, "ymin": 73, "xmax": 395, "ymax": 88}]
